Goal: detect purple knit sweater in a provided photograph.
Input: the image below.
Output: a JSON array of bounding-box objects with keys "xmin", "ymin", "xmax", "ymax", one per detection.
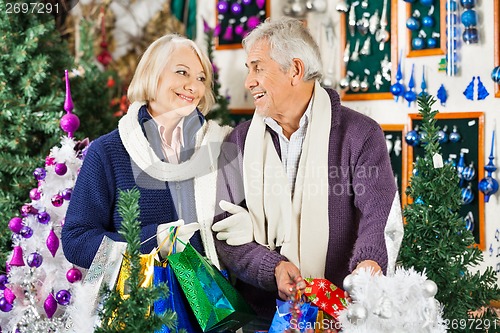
[{"xmin": 214, "ymin": 88, "xmax": 397, "ymax": 319}]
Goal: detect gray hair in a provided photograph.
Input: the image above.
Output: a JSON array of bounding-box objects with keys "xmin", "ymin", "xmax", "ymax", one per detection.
[{"xmin": 242, "ymin": 17, "xmax": 323, "ymax": 81}]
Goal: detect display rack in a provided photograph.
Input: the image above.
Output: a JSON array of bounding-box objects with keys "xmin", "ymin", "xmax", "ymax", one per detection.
[
  {"xmin": 405, "ymin": 0, "xmax": 446, "ymax": 57},
  {"xmin": 339, "ymin": 0, "xmax": 398, "ymax": 100},
  {"xmin": 406, "ymin": 112, "xmax": 485, "ymax": 250}
]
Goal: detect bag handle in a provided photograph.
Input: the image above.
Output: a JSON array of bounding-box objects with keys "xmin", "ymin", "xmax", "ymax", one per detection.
[{"xmin": 154, "ymin": 226, "xmax": 180, "ymax": 258}]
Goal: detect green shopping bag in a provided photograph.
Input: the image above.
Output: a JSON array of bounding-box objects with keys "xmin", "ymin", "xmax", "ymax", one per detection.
[{"xmin": 168, "ymin": 243, "xmax": 256, "ymax": 332}]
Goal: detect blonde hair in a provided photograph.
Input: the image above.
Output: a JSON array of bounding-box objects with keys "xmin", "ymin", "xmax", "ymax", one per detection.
[{"xmin": 127, "ymin": 34, "xmax": 215, "ymax": 115}]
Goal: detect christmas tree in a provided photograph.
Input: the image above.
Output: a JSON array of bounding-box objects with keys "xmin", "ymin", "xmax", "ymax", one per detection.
[
  {"xmin": 398, "ymin": 95, "xmax": 500, "ymax": 332},
  {"xmin": 202, "ymin": 19, "xmax": 232, "ymax": 126},
  {"xmin": 0, "ymin": 74, "xmax": 87, "ymax": 331},
  {"xmin": 0, "ymin": 0, "xmax": 74, "ymax": 266},
  {"xmin": 95, "ymin": 188, "xmax": 178, "ymax": 333}
]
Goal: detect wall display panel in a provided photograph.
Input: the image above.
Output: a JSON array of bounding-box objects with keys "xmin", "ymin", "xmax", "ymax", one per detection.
[
  {"xmin": 339, "ymin": 0, "xmax": 398, "ymax": 100},
  {"xmin": 406, "ymin": 112, "xmax": 485, "ymax": 250},
  {"xmin": 405, "ymin": 0, "xmax": 446, "ymax": 57}
]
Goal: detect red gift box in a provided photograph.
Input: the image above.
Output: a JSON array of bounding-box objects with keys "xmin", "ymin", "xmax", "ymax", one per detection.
[{"xmin": 303, "ymin": 278, "xmax": 348, "ymax": 319}]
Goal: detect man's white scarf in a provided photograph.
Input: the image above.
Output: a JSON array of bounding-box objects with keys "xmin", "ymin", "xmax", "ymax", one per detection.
[
  {"xmin": 118, "ymin": 101, "xmax": 231, "ymax": 269},
  {"xmin": 243, "ymin": 82, "xmax": 331, "ymax": 278}
]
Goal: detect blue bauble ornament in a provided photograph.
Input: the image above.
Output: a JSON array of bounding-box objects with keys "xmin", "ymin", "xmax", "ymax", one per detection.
[
  {"xmin": 405, "ymin": 130, "xmax": 420, "ymax": 146},
  {"xmin": 406, "ymin": 17, "xmax": 421, "ymax": 31},
  {"xmin": 461, "ymin": 9, "xmax": 477, "ymax": 27},
  {"xmin": 491, "ymin": 66, "xmax": 500, "ymax": 83},
  {"xmin": 427, "ymin": 37, "xmax": 438, "ymax": 48},
  {"xmin": 390, "ymin": 82, "xmax": 405, "ymax": 97},
  {"xmin": 479, "ymin": 177, "xmax": 499, "ymax": 202},
  {"xmin": 459, "ymin": 0, "xmax": 476, "ymax": 9},
  {"xmin": 462, "ymin": 162, "xmax": 476, "ymax": 181},
  {"xmin": 461, "ymin": 185, "xmax": 474, "ymax": 205},
  {"xmin": 415, "ymin": 197, "xmax": 424, "ymax": 205},
  {"xmin": 412, "ymin": 37, "xmax": 425, "ymax": 50},
  {"xmin": 438, "ymin": 126, "xmax": 449, "ymax": 144},
  {"xmin": 446, "ymin": 0, "xmax": 458, "ymax": 11},
  {"xmin": 449, "ymin": 126, "xmax": 461, "ymax": 143},
  {"xmin": 463, "ymin": 27, "xmax": 479, "ymax": 44},
  {"xmin": 464, "ymin": 212, "xmax": 474, "ymax": 231},
  {"xmin": 420, "ymin": 0, "xmax": 433, "ymax": 6},
  {"xmin": 422, "ymin": 15, "xmax": 435, "ymax": 27}
]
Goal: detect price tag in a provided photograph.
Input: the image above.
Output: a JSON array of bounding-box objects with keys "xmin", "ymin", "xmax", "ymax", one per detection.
[{"xmin": 433, "ymin": 153, "xmax": 444, "ymax": 168}]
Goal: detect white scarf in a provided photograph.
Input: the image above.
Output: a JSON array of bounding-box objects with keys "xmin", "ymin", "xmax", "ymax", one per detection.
[
  {"xmin": 118, "ymin": 101, "xmax": 232, "ymax": 269},
  {"xmin": 243, "ymin": 82, "xmax": 331, "ymax": 278}
]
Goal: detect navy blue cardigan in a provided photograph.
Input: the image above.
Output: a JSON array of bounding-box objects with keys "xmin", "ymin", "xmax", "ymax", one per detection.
[{"xmin": 61, "ymin": 106, "xmax": 205, "ymax": 268}]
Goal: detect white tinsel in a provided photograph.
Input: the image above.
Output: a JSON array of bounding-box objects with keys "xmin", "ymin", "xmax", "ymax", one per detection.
[
  {"xmin": 63, "ymin": 282, "xmax": 98, "ymax": 333},
  {"xmin": 2, "ymin": 137, "xmax": 86, "ymax": 333},
  {"xmin": 337, "ymin": 267, "xmax": 447, "ymax": 333}
]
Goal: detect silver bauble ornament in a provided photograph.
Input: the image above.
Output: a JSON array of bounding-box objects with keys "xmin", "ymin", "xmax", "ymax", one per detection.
[
  {"xmin": 339, "ymin": 76, "xmax": 350, "ymax": 91},
  {"xmin": 343, "ymin": 274, "xmax": 355, "ymax": 294},
  {"xmin": 347, "ymin": 303, "xmax": 368, "ymax": 324},
  {"xmin": 423, "ymin": 279, "xmax": 438, "ymax": 298}
]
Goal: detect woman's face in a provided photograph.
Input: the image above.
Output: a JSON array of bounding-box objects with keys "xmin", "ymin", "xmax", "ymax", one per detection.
[{"xmin": 149, "ymin": 45, "xmax": 207, "ymax": 118}]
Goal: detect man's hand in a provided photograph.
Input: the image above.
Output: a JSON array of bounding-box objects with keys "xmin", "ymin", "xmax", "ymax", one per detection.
[
  {"xmin": 212, "ymin": 200, "xmax": 254, "ymax": 246},
  {"xmin": 353, "ymin": 260, "xmax": 382, "ymax": 275},
  {"xmin": 274, "ymin": 261, "xmax": 306, "ymax": 300}
]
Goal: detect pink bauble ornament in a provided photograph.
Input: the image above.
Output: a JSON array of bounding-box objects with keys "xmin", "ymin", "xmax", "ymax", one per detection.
[
  {"xmin": 20, "ymin": 204, "xmax": 37, "ymax": 217},
  {"xmin": 55, "ymin": 289, "xmax": 71, "ymax": 306},
  {"xmin": 29, "ymin": 188, "xmax": 42, "ymax": 201},
  {"xmin": 45, "ymin": 156, "xmax": 55, "ymax": 166},
  {"xmin": 235, "ymin": 25, "xmax": 245, "ymax": 36},
  {"xmin": 3, "ymin": 288, "xmax": 15, "ymax": 304},
  {"xmin": 256, "ymin": 0, "xmax": 265, "ymax": 9},
  {"xmin": 8, "ymin": 217, "xmax": 23, "ymax": 234},
  {"xmin": 46, "ymin": 229, "xmax": 60, "ymax": 257},
  {"xmin": 247, "ymin": 16, "xmax": 261, "ymax": 30},
  {"xmin": 44, "ymin": 293, "xmax": 58, "ymax": 318},
  {"xmin": 9, "ymin": 246, "xmax": 25, "ymax": 267},
  {"xmin": 54, "ymin": 163, "xmax": 68, "ymax": 176},
  {"xmin": 51, "ymin": 194, "xmax": 64, "ymax": 207},
  {"xmin": 66, "ymin": 267, "xmax": 83, "ymax": 283}
]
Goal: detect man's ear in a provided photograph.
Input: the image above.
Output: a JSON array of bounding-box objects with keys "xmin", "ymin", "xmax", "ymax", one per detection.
[{"xmin": 290, "ymin": 58, "xmax": 305, "ymax": 86}]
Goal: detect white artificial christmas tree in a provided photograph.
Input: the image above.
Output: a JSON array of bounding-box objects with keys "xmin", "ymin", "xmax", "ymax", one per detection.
[{"xmin": 0, "ymin": 71, "xmax": 88, "ymax": 332}]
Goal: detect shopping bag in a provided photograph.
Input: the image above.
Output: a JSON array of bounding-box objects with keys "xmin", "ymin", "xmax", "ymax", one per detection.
[
  {"xmin": 153, "ymin": 261, "xmax": 201, "ymax": 333},
  {"xmin": 168, "ymin": 243, "xmax": 256, "ymax": 332},
  {"xmin": 115, "ymin": 249, "xmax": 155, "ymax": 299},
  {"xmin": 268, "ymin": 299, "xmax": 319, "ymax": 333}
]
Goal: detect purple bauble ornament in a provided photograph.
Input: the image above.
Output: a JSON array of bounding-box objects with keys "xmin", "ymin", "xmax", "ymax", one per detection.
[
  {"xmin": 0, "ymin": 275, "xmax": 8, "ymax": 290},
  {"xmin": 54, "ymin": 163, "xmax": 68, "ymax": 176},
  {"xmin": 8, "ymin": 217, "xmax": 23, "ymax": 233},
  {"xmin": 217, "ymin": 0, "xmax": 229, "ymax": 13},
  {"xmin": 20, "ymin": 226, "xmax": 33, "ymax": 239},
  {"xmin": 51, "ymin": 194, "xmax": 64, "ymax": 207},
  {"xmin": 242, "ymin": 0, "xmax": 252, "ymax": 4},
  {"xmin": 60, "ymin": 113, "xmax": 80, "ymax": 136},
  {"xmin": 33, "ymin": 167, "xmax": 46, "ymax": 181},
  {"xmin": 55, "ymin": 289, "xmax": 71, "ymax": 306},
  {"xmin": 247, "ymin": 16, "xmax": 261, "ymax": 30},
  {"xmin": 61, "ymin": 188, "xmax": 72, "ymax": 200},
  {"xmin": 44, "ymin": 293, "xmax": 58, "ymax": 318},
  {"xmin": 230, "ymin": 2, "xmax": 242, "ymax": 14},
  {"xmin": 29, "ymin": 188, "xmax": 42, "ymax": 201},
  {"xmin": 66, "ymin": 267, "xmax": 83, "ymax": 283},
  {"xmin": 11, "ymin": 233, "xmax": 22, "ymax": 243},
  {"xmin": 37, "ymin": 211, "xmax": 51, "ymax": 224},
  {"xmin": 27, "ymin": 252, "xmax": 43, "ymax": 268},
  {"xmin": 0, "ymin": 298, "xmax": 13, "ymax": 312},
  {"xmin": 20, "ymin": 204, "xmax": 38, "ymax": 217},
  {"xmin": 46, "ymin": 229, "xmax": 60, "ymax": 257}
]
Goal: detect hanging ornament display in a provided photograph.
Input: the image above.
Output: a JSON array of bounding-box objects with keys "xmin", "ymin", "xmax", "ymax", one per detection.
[
  {"xmin": 449, "ymin": 125, "xmax": 462, "ymax": 143},
  {"xmin": 446, "ymin": 0, "xmax": 460, "ymax": 76},
  {"xmin": 437, "ymin": 84, "xmax": 448, "ymax": 106},
  {"xmin": 390, "ymin": 55, "xmax": 405, "ymax": 102},
  {"xmin": 217, "ymin": 0, "xmax": 269, "ymax": 48},
  {"xmin": 459, "ymin": 0, "xmax": 479, "ymax": 44},
  {"xmin": 404, "ymin": 64, "xmax": 417, "ymax": 107},
  {"xmin": 479, "ymin": 130, "xmax": 499, "ymax": 202}
]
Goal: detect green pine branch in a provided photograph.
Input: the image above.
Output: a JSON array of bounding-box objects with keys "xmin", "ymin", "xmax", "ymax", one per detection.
[
  {"xmin": 96, "ymin": 188, "xmax": 178, "ymax": 333},
  {"xmin": 399, "ymin": 95, "xmax": 500, "ymax": 332}
]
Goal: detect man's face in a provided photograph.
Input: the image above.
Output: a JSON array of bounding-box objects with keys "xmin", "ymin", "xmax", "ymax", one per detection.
[{"xmin": 244, "ymin": 40, "xmax": 293, "ymax": 117}]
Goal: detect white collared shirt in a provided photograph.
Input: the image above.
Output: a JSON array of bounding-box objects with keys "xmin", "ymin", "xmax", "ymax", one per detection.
[{"xmin": 264, "ymin": 100, "xmax": 313, "ymax": 194}]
